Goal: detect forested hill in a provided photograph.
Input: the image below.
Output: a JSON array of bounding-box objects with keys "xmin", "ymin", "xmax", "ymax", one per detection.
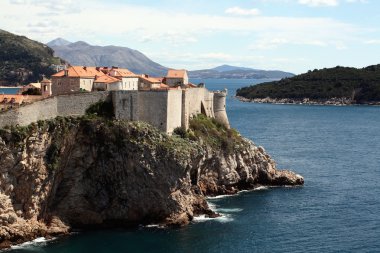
[
  {"xmin": 0, "ymin": 29, "xmax": 65, "ymax": 85},
  {"xmin": 236, "ymin": 65, "xmax": 380, "ymax": 103}
]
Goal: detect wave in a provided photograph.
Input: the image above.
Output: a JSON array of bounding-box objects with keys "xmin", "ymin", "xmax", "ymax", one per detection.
[
  {"xmin": 254, "ymin": 186, "xmax": 269, "ymax": 191},
  {"xmin": 193, "ymin": 214, "xmax": 234, "ymax": 223},
  {"xmin": 215, "ymin": 208, "xmax": 243, "ymax": 213},
  {"xmin": 10, "ymin": 237, "xmax": 54, "ymax": 250}
]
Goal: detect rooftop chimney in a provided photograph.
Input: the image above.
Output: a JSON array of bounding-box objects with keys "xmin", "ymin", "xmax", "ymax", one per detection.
[{"xmin": 83, "ymin": 66, "xmax": 87, "ymax": 70}]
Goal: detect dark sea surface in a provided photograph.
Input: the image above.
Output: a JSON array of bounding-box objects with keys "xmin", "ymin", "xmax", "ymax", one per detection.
[{"xmin": 8, "ymin": 79, "xmax": 380, "ymax": 253}]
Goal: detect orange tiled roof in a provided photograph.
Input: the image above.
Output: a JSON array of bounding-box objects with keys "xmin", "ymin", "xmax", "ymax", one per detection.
[
  {"xmin": 52, "ymin": 66, "xmax": 106, "ymax": 78},
  {"xmin": 139, "ymin": 74, "xmax": 162, "ymax": 83},
  {"xmin": 167, "ymin": 69, "xmax": 187, "ymax": 78},
  {"xmin": 0, "ymin": 95, "xmax": 24, "ymax": 104},
  {"xmin": 109, "ymin": 68, "xmax": 138, "ymax": 78},
  {"xmin": 94, "ymin": 75, "xmax": 120, "ymax": 84}
]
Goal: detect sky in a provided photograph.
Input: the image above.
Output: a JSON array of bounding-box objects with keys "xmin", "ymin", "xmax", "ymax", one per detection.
[{"xmin": 0, "ymin": 0, "xmax": 380, "ymax": 74}]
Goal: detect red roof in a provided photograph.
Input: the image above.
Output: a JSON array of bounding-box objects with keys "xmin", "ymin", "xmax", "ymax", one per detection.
[
  {"xmin": 167, "ymin": 69, "xmax": 187, "ymax": 78},
  {"xmin": 94, "ymin": 75, "xmax": 120, "ymax": 84},
  {"xmin": 52, "ymin": 66, "xmax": 106, "ymax": 78},
  {"xmin": 139, "ymin": 74, "xmax": 162, "ymax": 83},
  {"xmin": 109, "ymin": 68, "xmax": 138, "ymax": 78},
  {"xmin": 0, "ymin": 95, "xmax": 24, "ymax": 104}
]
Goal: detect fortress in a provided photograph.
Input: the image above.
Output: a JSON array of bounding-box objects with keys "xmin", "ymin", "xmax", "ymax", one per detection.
[{"xmin": 0, "ymin": 68, "xmax": 230, "ymax": 134}]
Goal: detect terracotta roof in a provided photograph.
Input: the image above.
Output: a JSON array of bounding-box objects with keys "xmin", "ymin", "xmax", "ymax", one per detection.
[
  {"xmin": 0, "ymin": 95, "xmax": 24, "ymax": 104},
  {"xmin": 52, "ymin": 66, "xmax": 106, "ymax": 78},
  {"xmin": 94, "ymin": 75, "xmax": 120, "ymax": 84},
  {"xmin": 167, "ymin": 69, "xmax": 187, "ymax": 78},
  {"xmin": 186, "ymin": 83, "xmax": 197, "ymax": 88},
  {"xmin": 139, "ymin": 74, "xmax": 162, "ymax": 83},
  {"xmin": 109, "ymin": 68, "xmax": 138, "ymax": 78}
]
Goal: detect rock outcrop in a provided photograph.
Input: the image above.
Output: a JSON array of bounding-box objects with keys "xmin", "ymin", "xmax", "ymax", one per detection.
[{"xmin": 0, "ymin": 117, "xmax": 303, "ymax": 248}]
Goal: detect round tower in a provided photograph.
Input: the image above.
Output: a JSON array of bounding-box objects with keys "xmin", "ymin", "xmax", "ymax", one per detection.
[{"xmin": 213, "ymin": 89, "xmax": 230, "ymax": 129}]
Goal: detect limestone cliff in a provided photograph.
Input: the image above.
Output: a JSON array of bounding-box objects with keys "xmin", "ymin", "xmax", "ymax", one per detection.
[{"xmin": 0, "ymin": 116, "xmax": 303, "ymax": 248}]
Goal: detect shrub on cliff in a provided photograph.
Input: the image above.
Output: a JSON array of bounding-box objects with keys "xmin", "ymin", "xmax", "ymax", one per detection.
[
  {"xmin": 85, "ymin": 100, "xmax": 114, "ymax": 119},
  {"xmin": 188, "ymin": 114, "xmax": 242, "ymax": 153}
]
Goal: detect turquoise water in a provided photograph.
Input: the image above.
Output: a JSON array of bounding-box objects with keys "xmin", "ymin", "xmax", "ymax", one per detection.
[
  {"xmin": 0, "ymin": 87, "xmax": 20, "ymax": 95},
  {"xmin": 8, "ymin": 79, "xmax": 380, "ymax": 252}
]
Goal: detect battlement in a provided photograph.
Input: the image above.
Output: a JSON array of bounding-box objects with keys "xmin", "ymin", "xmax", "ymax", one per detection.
[{"xmin": 0, "ymin": 87, "xmax": 230, "ymax": 134}]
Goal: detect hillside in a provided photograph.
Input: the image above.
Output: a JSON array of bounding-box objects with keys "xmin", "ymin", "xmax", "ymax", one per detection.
[
  {"xmin": 0, "ymin": 30, "xmax": 64, "ymax": 85},
  {"xmin": 236, "ymin": 65, "xmax": 380, "ymax": 104},
  {"xmin": 189, "ymin": 65, "xmax": 294, "ymax": 79},
  {"xmin": 47, "ymin": 39, "xmax": 168, "ymax": 76}
]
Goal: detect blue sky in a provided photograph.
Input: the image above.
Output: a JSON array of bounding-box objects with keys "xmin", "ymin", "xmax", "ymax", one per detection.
[{"xmin": 1, "ymin": 0, "xmax": 380, "ymax": 74}]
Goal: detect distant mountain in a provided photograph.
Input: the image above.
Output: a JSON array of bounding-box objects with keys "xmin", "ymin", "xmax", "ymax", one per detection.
[
  {"xmin": 48, "ymin": 39, "xmax": 168, "ymax": 76},
  {"xmin": 189, "ymin": 65, "xmax": 294, "ymax": 79},
  {"xmin": 0, "ymin": 29, "xmax": 65, "ymax": 85},
  {"xmin": 47, "ymin": 38, "xmax": 71, "ymax": 47},
  {"xmin": 212, "ymin": 65, "xmax": 254, "ymax": 72},
  {"xmin": 236, "ymin": 65, "xmax": 380, "ymax": 104}
]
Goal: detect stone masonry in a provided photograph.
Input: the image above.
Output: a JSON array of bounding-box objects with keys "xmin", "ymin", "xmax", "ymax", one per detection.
[{"xmin": 0, "ymin": 88, "xmax": 229, "ymax": 134}]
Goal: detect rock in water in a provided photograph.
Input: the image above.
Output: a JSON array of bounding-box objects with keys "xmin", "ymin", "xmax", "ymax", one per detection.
[{"xmin": 0, "ymin": 117, "xmax": 303, "ymax": 248}]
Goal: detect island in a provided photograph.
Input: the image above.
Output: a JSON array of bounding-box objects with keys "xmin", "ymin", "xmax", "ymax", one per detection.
[{"xmin": 236, "ymin": 65, "xmax": 380, "ymax": 105}]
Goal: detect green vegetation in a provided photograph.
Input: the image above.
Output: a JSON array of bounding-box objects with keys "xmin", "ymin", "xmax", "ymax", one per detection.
[
  {"xmin": 85, "ymin": 100, "xmax": 114, "ymax": 119},
  {"xmin": 0, "ymin": 29, "xmax": 65, "ymax": 85},
  {"xmin": 174, "ymin": 114, "xmax": 243, "ymax": 153},
  {"xmin": 236, "ymin": 65, "xmax": 380, "ymax": 103}
]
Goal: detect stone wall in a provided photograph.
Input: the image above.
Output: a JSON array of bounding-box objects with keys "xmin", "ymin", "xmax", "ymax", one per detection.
[
  {"xmin": 57, "ymin": 92, "xmax": 110, "ymax": 116},
  {"xmin": 0, "ymin": 88, "xmax": 229, "ymax": 133},
  {"xmin": 0, "ymin": 92, "xmax": 110, "ymax": 129},
  {"xmin": 0, "ymin": 98, "xmax": 58, "ymax": 128},
  {"xmin": 166, "ymin": 90, "xmax": 183, "ymax": 134},
  {"xmin": 112, "ymin": 91, "xmax": 139, "ymax": 121}
]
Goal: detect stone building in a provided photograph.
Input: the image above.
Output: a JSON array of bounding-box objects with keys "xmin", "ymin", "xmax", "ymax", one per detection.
[
  {"xmin": 138, "ymin": 74, "xmax": 167, "ymax": 90},
  {"xmin": 51, "ymin": 66, "xmax": 105, "ymax": 95},
  {"xmin": 93, "ymin": 75, "xmax": 121, "ymax": 91},
  {"xmin": 108, "ymin": 67, "xmax": 139, "ymax": 90},
  {"xmin": 165, "ymin": 69, "xmax": 189, "ymax": 87},
  {"xmin": 41, "ymin": 77, "xmax": 52, "ymax": 97}
]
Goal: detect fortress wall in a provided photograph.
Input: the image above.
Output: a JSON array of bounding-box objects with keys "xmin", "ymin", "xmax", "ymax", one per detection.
[
  {"xmin": 166, "ymin": 90, "xmax": 183, "ymax": 134},
  {"xmin": 112, "ymin": 91, "xmax": 139, "ymax": 120},
  {"xmin": 137, "ymin": 90, "xmax": 169, "ymax": 132},
  {"xmin": 213, "ymin": 91, "xmax": 230, "ymax": 129},
  {"xmin": 57, "ymin": 92, "xmax": 110, "ymax": 116},
  {"xmin": 183, "ymin": 88, "xmax": 214, "ymax": 118},
  {"xmin": 0, "ymin": 97, "xmax": 58, "ymax": 129}
]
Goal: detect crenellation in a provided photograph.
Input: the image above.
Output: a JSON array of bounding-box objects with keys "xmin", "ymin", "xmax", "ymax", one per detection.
[{"xmin": 1, "ymin": 69, "xmax": 230, "ymax": 133}]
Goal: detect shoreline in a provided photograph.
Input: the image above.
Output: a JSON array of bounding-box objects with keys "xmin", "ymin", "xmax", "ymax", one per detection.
[{"xmin": 235, "ymin": 96, "xmax": 380, "ymax": 106}]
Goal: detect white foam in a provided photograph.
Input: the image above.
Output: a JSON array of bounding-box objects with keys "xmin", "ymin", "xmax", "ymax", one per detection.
[
  {"xmin": 215, "ymin": 208, "xmax": 243, "ymax": 213},
  {"xmin": 206, "ymin": 194, "xmax": 234, "ymax": 200},
  {"xmin": 193, "ymin": 214, "xmax": 234, "ymax": 223},
  {"xmin": 144, "ymin": 224, "xmax": 163, "ymax": 228},
  {"xmin": 10, "ymin": 237, "xmax": 52, "ymax": 250},
  {"xmin": 254, "ymin": 186, "xmax": 269, "ymax": 191}
]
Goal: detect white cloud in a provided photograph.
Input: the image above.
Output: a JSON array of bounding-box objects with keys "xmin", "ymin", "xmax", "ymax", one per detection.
[
  {"xmin": 298, "ymin": 0, "xmax": 339, "ymax": 7},
  {"xmin": 364, "ymin": 39, "xmax": 380, "ymax": 44},
  {"xmin": 225, "ymin": 7, "xmax": 260, "ymax": 16}
]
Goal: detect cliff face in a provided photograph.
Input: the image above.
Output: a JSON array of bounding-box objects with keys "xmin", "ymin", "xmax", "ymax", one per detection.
[{"xmin": 0, "ymin": 117, "xmax": 303, "ymax": 248}]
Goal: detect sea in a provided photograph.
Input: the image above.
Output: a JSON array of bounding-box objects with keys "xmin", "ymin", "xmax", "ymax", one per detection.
[
  {"xmin": 0, "ymin": 87, "xmax": 20, "ymax": 95},
  {"xmin": 7, "ymin": 79, "xmax": 380, "ymax": 253}
]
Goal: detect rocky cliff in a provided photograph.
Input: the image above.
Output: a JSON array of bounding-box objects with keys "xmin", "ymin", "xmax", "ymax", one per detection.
[{"xmin": 0, "ymin": 116, "xmax": 303, "ymax": 248}]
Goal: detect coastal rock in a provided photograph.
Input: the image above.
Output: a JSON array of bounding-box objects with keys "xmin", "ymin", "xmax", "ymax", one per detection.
[{"xmin": 0, "ymin": 117, "xmax": 303, "ymax": 248}]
